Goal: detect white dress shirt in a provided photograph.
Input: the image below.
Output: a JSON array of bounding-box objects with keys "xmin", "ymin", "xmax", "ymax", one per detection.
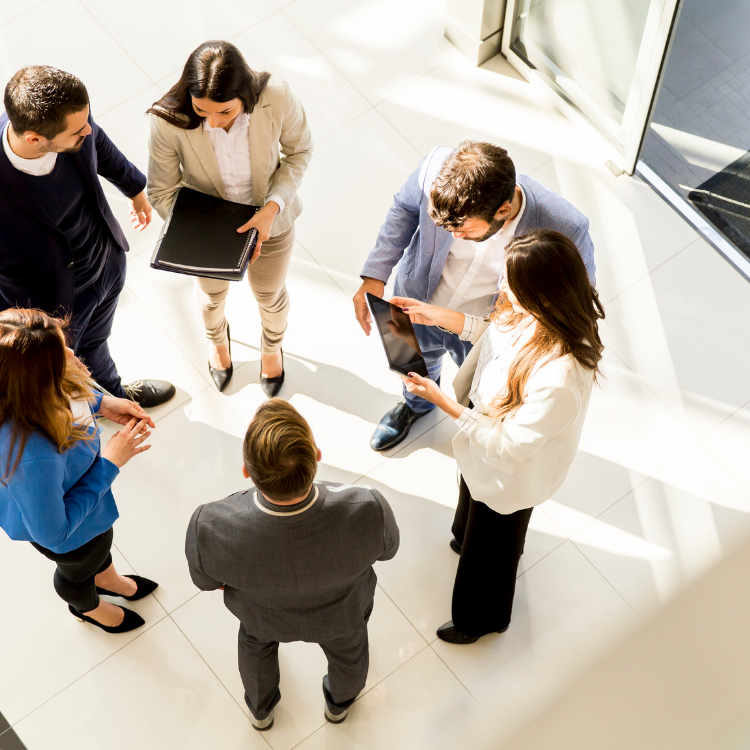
[
  {"xmin": 2, "ymin": 122, "xmax": 57, "ymax": 176},
  {"xmin": 203, "ymin": 113, "xmax": 285, "ymax": 212},
  {"xmin": 428, "ymin": 187, "xmax": 526, "ymax": 317}
]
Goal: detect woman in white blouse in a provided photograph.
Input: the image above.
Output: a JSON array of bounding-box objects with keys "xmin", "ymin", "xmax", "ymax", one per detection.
[
  {"xmin": 392, "ymin": 229, "xmax": 605, "ymax": 644},
  {"xmin": 147, "ymin": 41, "xmax": 313, "ymax": 395}
]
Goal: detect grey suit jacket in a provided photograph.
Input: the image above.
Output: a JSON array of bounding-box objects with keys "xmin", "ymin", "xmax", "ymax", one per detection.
[{"xmin": 185, "ymin": 481, "xmax": 399, "ymax": 643}]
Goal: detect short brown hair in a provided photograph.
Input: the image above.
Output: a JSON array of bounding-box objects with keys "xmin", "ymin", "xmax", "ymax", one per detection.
[
  {"xmin": 242, "ymin": 399, "xmax": 318, "ymax": 502},
  {"xmin": 4, "ymin": 66, "xmax": 89, "ymax": 140},
  {"xmin": 428, "ymin": 140, "xmax": 516, "ymax": 229}
]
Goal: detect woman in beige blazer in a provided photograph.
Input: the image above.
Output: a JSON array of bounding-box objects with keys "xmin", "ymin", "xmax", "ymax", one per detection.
[
  {"xmin": 392, "ymin": 230, "xmax": 604, "ymax": 644},
  {"xmin": 147, "ymin": 41, "xmax": 313, "ymax": 395}
]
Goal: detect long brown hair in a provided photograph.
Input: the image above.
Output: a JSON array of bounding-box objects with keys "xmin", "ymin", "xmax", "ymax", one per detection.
[
  {"xmin": 487, "ymin": 230, "xmax": 604, "ymax": 421},
  {"xmin": 147, "ymin": 40, "xmax": 270, "ymax": 130},
  {"xmin": 0, "ymin": 309, "xmax": 98, "ymax": 483}
]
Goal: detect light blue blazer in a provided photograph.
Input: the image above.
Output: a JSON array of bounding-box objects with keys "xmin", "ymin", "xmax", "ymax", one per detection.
[{"xmin": 360, "ymin": 146, "xmax": 596, "ymax": 300}]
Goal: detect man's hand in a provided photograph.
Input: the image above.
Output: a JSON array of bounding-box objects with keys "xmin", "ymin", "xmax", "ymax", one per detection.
[
  {"xmin": 237, "ymin": 201, "xmax": 279, "ymax": 265},
  {"xmin": 353, "ymin": 278, "xmax": 385, "ymax": 335},
  {"xmin": 128, "ymin": 191, "xmax": 152, "ymax": 231},
  {"xmin": 99, "ymin": 395, "xmax": 156, "ymax": 429}
]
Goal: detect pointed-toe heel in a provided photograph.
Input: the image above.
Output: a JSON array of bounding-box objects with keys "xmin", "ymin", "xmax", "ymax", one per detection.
[
  {"xmin": 209, "ymin": 324, "xmax": 234, "ymax": 392},
  {"xmin": 69, "ymin": 604, "xmax": 145, "ymax": 634},
  {"xmin": 260, "ymin": 348, "xmax": 285, "ymax": 398},
  {"xmin": 96, "ymin": 575, "xmax": 159, "ymax": 601}
]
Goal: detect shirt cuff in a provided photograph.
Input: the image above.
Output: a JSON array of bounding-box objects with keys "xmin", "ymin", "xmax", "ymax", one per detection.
[
  {"xmin": 266, "ymin": 194, "xmax": 286, "ymax": 214},
  {"xmin": 455, "ymin": 406, "xmax": 482, "ymax": 435},
  {"xmin": 459, "ymin": 314, "xmax": 482, "ymax": 342}
]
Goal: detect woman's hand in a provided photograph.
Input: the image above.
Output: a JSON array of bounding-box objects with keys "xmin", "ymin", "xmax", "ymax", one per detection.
[
  {"xmin": 102, "ymin": 418, "xmax": 152, "ymax": 468},
  {"xmin": 237, "ymin": 201, "xmax": 280, "ymax": 265},
  {"xmin": 401, "ymin": 372, "xmax": 465, "ymax": 419},
  {"xmin": 389, "ymin": 297, "xmax": 465, "ymax": 335},
  {"xmin": 98, "ymin": 396, "xmax": 156, "ymax": 429}
]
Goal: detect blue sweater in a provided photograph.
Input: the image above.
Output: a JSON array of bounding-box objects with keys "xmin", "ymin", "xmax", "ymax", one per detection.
[{"xmin": 0, "ymin": 393, "xmax": 120, "ymax": 554}]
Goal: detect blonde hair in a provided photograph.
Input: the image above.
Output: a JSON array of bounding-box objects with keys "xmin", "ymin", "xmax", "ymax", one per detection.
[{"xmin": 243, "ymin": 399, "xmax": 318, "ymax": 501}]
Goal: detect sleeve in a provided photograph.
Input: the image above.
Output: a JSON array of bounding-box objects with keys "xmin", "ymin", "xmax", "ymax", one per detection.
[
  {"xmin": 7, "ymin": 455, "xmax": 120, "ymax": 550},
  {"xmin": 572, "ymin": 218, "xmax": 596, "ymax": 286},
  {"xmin": 147, "ymin": 114, "xmax": 184, "ymax": 221},
  {"xmin": 91, "ymin": 390, "xmax": 104, "ymax": 414},
  {"xmin": 359, "ymin": 149, "xmax": 437, "ymax": 284},
  {"xmin": 371, "ymin": 488, "xmax": 400, "ymax": 562},
  {"xmin": 459, "ymin": 383, "xmax": 579, "ymax": 469},
  {"xmin": 91, "ymin": 116, "xmax": 146, "ymax": 199},
  {"xmin": 266, "ymin": 83, "xmax": 313, "ymax": 209},
  {"xmin": 185, "ymin": 505, "xmax": 224, "ymax": 591},
  {"xmin": 458, "ymin": 314, "xmax": 489, "ymax": 344}
]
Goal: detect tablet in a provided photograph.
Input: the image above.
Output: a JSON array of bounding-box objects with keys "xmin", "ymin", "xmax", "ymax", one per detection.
[{"xmin": 366, "ymin": 293, "xmax": 429, "ymax": 378}]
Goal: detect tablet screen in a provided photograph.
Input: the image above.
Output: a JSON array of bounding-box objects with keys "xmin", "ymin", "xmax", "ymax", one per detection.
[{"xmin": 366, "ymin": 294, "xmax": 429, "ymax": 377}]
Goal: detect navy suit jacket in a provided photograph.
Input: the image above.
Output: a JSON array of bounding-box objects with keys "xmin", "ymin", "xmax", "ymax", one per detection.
[{"xmin": 0, "ymin": 112, "xmax": 146, "ymax": 314}]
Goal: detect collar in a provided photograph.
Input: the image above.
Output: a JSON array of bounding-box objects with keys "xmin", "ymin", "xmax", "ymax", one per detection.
[
  {"xmin": 497, "ymin": 186, "xmax": 526, "ymax": 238},
  {"xmin": 254, "ymin": 485, "xmax": 320, "ymax": 516},
  {"xmin": 2, "ymin": 122, "xmax": 58, "ymax": 176},
  {"xmin": 203, "ymin": 111, "xmax": 250, "ymax": 134}
]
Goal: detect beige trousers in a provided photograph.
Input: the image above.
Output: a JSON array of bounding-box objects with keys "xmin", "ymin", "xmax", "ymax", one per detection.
[{"xmin": 194, "ymin": 226, "xmax": 295, "ymax": 353}]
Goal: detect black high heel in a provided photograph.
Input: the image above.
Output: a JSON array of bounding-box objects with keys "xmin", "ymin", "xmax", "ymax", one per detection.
[
  {"xmin": 69, "ymin": 604, "xmax": 145, "ymax": 634},
  {"xmin": 96, "ymin": 575, "xmax": 158, "ymax": 601},
  {"xmin": 260, "ymin": 347, "xmax": 285, "ymax": 398},
  {"xmin": 209, "ymin": 323, "xmax": 233, "ymax": 392}
]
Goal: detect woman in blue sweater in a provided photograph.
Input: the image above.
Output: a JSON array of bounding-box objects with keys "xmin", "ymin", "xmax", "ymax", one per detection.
[{"xmin": 0, "ymin": 308, "xmax": 159, "ymax": 633}]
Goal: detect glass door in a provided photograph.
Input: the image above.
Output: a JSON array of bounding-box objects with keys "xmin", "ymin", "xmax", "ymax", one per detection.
[{"xmin": 501, "ymin": 0, "xmax": 679, "ymax": 173}]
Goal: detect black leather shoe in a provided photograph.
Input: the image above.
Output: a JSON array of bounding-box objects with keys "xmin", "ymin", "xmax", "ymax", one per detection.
[
  {"xmin": 261, "ymin": 348, "xmax": 285, "ymax": 398},
  {"xmin": 69, "ymin": 604, "xmax": 145, "ymax": 634},
  {"xmin": 370, "ymin": 401, "xmax": 427, "ymax": 452},
  {"xmin": 436, "ymin": 620, "xmax": 508, "ymax": 644},
  {"xmin": 124, "ymin": 379, "xmax": 176, "ymax": 408},
  {"xmin": 209, "ymin": 324, "xmax": 233, "ymax": 392},
  {"xmin": 450, "ymin": 538, "xmax": 462, "ymax": 555},
  {"xmin": 96, "ymin": 575, "xmax": 159, "ymax": 601}
]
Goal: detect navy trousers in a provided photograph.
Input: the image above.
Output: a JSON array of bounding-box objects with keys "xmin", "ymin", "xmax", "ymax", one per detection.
[
  {"xmin": 68, "ymin": 244, "xmax": 127, "ymax": 398},
  {"xmin": 403, "ymin": 324, "xmax": 473, "ymax": 414}
]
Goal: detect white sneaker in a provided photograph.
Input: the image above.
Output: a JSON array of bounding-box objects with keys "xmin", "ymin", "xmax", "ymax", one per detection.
[
  {"xmin": 251, "ymin": 712, "xmax": 274, "ymax": 731},
  {"xmin": 324, "ymin": 705, "xmax": 349, "ymax": 724}
]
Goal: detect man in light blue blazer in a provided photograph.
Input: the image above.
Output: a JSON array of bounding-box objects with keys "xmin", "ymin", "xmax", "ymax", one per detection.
[{"xmin": 354, "ymin": 141, "xmax": 596, "ymax": 452}]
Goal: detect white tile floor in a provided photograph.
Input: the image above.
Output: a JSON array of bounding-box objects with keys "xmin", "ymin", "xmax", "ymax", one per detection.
[{"xmin": 1, "ymin": 1, "xmax": 750, "ymax": 748}]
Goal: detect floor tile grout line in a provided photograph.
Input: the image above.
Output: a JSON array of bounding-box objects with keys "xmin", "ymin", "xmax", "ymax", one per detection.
[
  {"xmin": 163, "ymin": 589, "xmax": 202, "ymax": 618},
  {"xmin": 427, "ymin": 643, "xmax": 478, "ymax": 702},
  {"xmin": 165, "ymin": 614, "xmax": 273, "ymax": 746},
  {"xmin": 0, "ymin": 0, "xmax": 49, "ymax": 30},
  {"xmin": 372, "ymin": 584, "xmax": 430, "ymax": 649},
  {"xmin": 569, "ymin": 538, "xmax": 642, "ymax": 619},
  {"xmin": 74, "ymin": 0, "xmax": 156, "ymax": 89},
  {"xmin": 8, "ymin": 612, "xmax": 168, "ymax": 730},
  {"xmin": 90, "ymin": 80, "xmax": 160, "ymax": 121}
]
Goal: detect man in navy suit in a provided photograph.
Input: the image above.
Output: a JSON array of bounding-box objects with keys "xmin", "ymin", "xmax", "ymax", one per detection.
[
  {"xmin": 0, "ymin": 65, "xmax": 174, "ymax": 407},
  {"xmin": 354, "ymin": 141, "xmax": 596, "ymax": 452}
]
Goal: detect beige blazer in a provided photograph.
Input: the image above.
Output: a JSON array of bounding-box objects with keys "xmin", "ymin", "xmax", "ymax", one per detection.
[
  {"xmin": 452, "ymin": 320, "xmax": 595, "ymax": 515},
  {"xmin": 147, "ymin": 76, "xmax": 313, "ymax": 236}
]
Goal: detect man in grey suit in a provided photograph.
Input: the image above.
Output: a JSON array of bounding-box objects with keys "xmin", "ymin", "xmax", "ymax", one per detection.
[
  {"xmin": 353, "ymin": 140, "xmax": 596, "ymax": 453},
  {"xmin": 185, "ymin": 398, "xmax": 399, "ymax": 731}
]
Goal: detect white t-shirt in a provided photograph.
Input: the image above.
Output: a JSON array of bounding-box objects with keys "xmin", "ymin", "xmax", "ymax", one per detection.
[
  {"xmin": 2, "ymin": 122, "xmax": 57, "ymax": 176},
  {"xmin": 428, "ymin": 187, "xmax": 526, "ymax": 317}
]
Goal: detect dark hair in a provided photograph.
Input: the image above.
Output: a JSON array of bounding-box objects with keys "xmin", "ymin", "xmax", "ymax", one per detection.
[
  {"xmin": 0, "ymin": 309, "xmax": 97, "ymax": 483},
  {"xmin": 487, "ymin": 230, "xmax": 604, "ymax": 421},
  {"xmin": 428, "ymin": 140, "xmax": 516, "ymax": 228},
  {"xmin": 147, "ymin": 40, "xmax": 270, "ymax": 129},
  {"xmin": 3, "ymin": 66, "xmax": 89, "ymax": 140},
  {"xmin": 242, "ymin": 399, "xmax": 318, "ymax": 502}
]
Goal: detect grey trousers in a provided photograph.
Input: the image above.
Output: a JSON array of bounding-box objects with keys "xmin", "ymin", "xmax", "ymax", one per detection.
[{"xmin": 238, "ymin": 606, "xmax": 372, "ymax": 720}]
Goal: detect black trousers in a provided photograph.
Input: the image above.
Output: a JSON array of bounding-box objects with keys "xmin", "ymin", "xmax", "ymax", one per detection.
[
  {"xmin": 238, "ymin": 603, "xmax": 373, "ymax": 721},
  {"xmin": 451, "ymin": 477, "xmax": 532, "ymax": 637},
  {"xmin": 69, "ymin": 244, "xmax": 127, "ymax": 398},
  {"xmin": 32, "ymin": 528, "xmax": 114, "ymax": 613}
]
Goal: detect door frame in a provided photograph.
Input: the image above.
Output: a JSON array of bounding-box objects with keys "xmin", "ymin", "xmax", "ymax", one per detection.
[{"xmin": 500, "ymin": 0, "xmax": 680, "ymax": 174}]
